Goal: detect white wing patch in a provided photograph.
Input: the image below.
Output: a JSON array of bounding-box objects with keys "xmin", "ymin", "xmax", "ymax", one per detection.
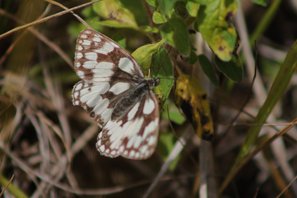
[
  {"xmin": 85, "ymin": 52, "xmax": 97, "ymax": 61},
  {"xmin": 128, "ymin": 102, "xmax": 140, "ymax": 120},
  {"xmin": 109, "ymin": 82, "xmax": 130, "ymax": 95},
  {"xmin": 83, "ymin": 60, "xmax": 97, "ymax": 69},
  {"xmin": 119, "ymin": 57, "xmax": 135, "ymax": 74},
  {"xmin": 94, "ymin": 42, "xmax": 114, "ymax": 55},
  {"xmin": 93, "ymin": 68, "xmax": 114, "ymax": 78},
  {"xmin": 75, "ymin": 52, "xmax": 83, "ymax": 59},
  {"xmin": 143, "ymin": 97, "xmax": 155, "ymax": 115}
]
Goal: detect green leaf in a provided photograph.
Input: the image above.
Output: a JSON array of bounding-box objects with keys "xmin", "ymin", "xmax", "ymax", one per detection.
[
  {"xmin": 161, "ymin": 16, "xmax": 191, "ymax": 56},
  {"xmin": 94, "ymin": 20, "xmax": 136, "ymax": 29},
  {"xmin": 81, "ymin": 6, "xmax": 94, "ymax": 17},
  {"xmin": 195, "ymin": 0, "xmax": 238, "ymax": 61},
  {"xmin": 68, "ymin": 18, "xmax": 104, "ymax": 39},
  {"xmin": 146, "ymin": 0, "xmax": 157, "ymax": 7},
  {"xmin": 153, "ymin": 11, "xmax": 168, "ymax": 24},
  {"xmin": 93, "ymin": 0, "xmax": 138, "ymax": 28},
  {"xmin": 215, "ymin": 56, "xmax": 243, "ymax": 81},
  {"xmin": 151, "ymin": 47, "xmax": 174, "ymax": 101},
  {"xmin": 120, "ymin": 0, "xmax": 149, "ymax": 26},
  {"xmin": 160, "ymin": 23, "xmax": 174, "ymax": 45},
  {"xmin": 132, "ymin": 40, "xmax": 165, "ymax": 72},
  {"xmin": 191, "ymin": 0, "xmax": 211, "ymax": 4},
  {"xmin": 140, "ymin": 25, "xmax": 159, "ymax": 33},
  {"xmin": 186, "ymin": 1, "xmax": 200, "ymax": 17},
  {"xmin": 158, "ymin": 0, "xmax": 179, "ymax": 17},
  {"xmin": 187, "ymin": 50, "xmax": 199, "ymax": 64},
  {"xmin": 198, "ymin": 55, "xmax": 219, "ymax": 86},
  {"xmin": 162, "ymin": 100, "xmax": 186, "ymax": 124},
  {"xmin": 252, "ymin": 0, "xmax": 268, "ymax": 6}
]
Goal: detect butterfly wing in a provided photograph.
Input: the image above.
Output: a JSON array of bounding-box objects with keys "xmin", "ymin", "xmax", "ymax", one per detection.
[
  {"xmin": 72, "ymin": 29, "xmax": 144, "ymax": 127},
  {"xmin": 74, "ymin": 29, "xmax": 144, "ymax": 82},
  {"xmin": 72, "ymin": 29, "xmax": 160, "ymax": 160},
  {"xmin": 96, "ymin": 91, "xmax": 159, "ymax": 160}
]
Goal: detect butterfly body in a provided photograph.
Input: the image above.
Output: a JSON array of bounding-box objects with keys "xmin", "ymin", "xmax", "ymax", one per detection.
[
  {"xmin": 112, "ymin": 78, "xmax": 159, "ymax": 120},
  {"xmin": 72, "ymin": 29, "xmax": 160, "ymax": 160}
]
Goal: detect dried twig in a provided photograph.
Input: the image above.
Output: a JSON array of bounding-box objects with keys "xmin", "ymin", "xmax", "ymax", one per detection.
[
  {"xmin": 0, "ymin": 1, "xmax": 97, "ymax": 40},
  {"xmin": 143, "ymin": 125, "xmax": 193, "ymax": 198}
]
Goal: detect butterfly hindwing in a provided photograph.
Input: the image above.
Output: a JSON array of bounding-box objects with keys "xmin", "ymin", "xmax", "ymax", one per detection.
[{"xmin": 96, "ymin": 92, "xmax": 159, "ymax": 159}]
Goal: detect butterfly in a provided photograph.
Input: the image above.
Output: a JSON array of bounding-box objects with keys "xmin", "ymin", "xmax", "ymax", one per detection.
[{"xmin": 72, "ymin": 29, "xmax": 160, "ymax": 160}]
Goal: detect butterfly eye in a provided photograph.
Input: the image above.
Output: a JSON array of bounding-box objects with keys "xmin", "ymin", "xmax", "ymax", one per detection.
[
  {"xmin": 147, "ymin": 78, "xmax": 160, "ymax": 89},
  {"xmin": 72, "ymin": 29, "xmax": 160, "ymax": 160}
]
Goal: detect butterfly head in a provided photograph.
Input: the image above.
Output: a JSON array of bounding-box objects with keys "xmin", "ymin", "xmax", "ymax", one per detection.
[{"xmin": 146, "ymin": 77, "xmax": 160, "ymax": 89}]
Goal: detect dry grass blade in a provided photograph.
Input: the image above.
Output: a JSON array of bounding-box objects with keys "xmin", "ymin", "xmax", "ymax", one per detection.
[
  {"xmin": 220, "ymin": 117, "xmax": 297, "ymax": 193},
  {"xmin": 276, "ymin": 174, "xmax": 297, "ymax": 198},
  {"xmin": 199, "ymin": 140, "xmax": 217, "ymax": 198},
  {"xmin": 46, "ymin": 0, "xmax": 91, "ymax": 28},
  {"xmin": 0, "ymin": 128, "xmax": 154, "ymax": 196},
  {"xmin": 0, "ymin": 1, "xmax": 97, "ymax": 40},
  {"xmin": 143, "ymin": 125, "xmax": 192, "ymax": 198},
  {"xmin": 0, "ymin": 124, "xmax": 99, "ymax": 195}
]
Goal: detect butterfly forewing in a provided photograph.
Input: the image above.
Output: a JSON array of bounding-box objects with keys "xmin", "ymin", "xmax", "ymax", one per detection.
[
  {"xmin": 72, "ymin": 80, "xmax": 113, "ymax": 127},
  {"xmin": 74, "ymin": 29, "xmax": 143, "ymax": 81},
  {"xmin": 73, "ymin": 29, "xmax": 140, "ymax": 126},
  {"xmin": 72, "ymin": 29, "xmax": 159, "ymax": 160}
]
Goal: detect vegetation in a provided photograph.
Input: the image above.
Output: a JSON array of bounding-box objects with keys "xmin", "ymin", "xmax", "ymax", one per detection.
[{"xmin": 0, "ymin": 0, "xmax": 296, "ymax": 197}]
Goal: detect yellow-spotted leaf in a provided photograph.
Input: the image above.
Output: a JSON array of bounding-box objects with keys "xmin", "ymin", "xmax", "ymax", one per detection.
[
  {"xmin": 93, "ymin": 0, "xmax": 138, "ymax": 28},
  {"xmin": 195, "ymin": 0, "xmax": 237, "ymax": 61}
]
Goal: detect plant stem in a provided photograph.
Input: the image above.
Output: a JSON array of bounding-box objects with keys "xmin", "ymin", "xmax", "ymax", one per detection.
[
  {"xmin": 0, "ymin": 174, "xmax": 28, "ymax": 198},
  {"xmin": 250, "ymin": 0, "xmax": 282, "ymax": 46}
]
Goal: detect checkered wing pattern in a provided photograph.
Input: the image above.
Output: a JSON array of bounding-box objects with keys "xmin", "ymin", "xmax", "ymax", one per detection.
[{"xmin": 72, "ymin": 29, "xmax": 159, "ymax": 160}]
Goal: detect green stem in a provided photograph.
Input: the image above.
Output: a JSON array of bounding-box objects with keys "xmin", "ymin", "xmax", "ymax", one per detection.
[
  {"xmin": 0, "ymin": 174, "xmax": 28, "ymax": 198},
  {"xmin": 220, "ymin": 41, "xmax": 297, "ymax": 193},
  {"xmin": 250, "ymin": 0, "xmax": 282, "ymax": 46}
]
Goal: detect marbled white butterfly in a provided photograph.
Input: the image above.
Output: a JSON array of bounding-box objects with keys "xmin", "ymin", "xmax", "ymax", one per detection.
[{"xmin": 72, "ymin": 29, "xmax": 160, "ymax": 160}]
